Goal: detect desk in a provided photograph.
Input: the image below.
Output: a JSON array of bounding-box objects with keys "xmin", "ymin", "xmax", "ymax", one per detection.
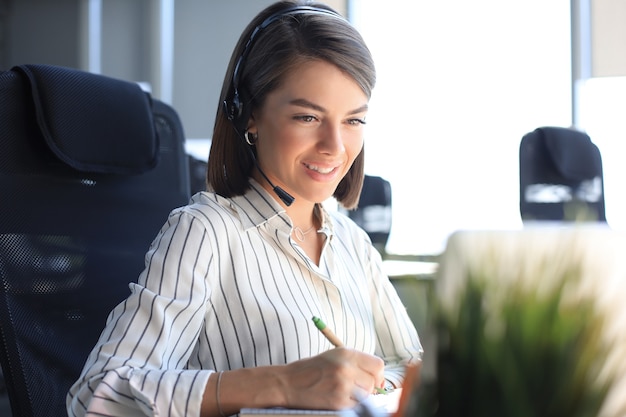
[{"xmin": 383, "ymin": 260, "xmax": 437, "ymax": 279}]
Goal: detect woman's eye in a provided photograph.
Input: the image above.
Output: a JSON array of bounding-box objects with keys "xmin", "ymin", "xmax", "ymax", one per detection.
[
  {"xmin": 295, "ymin": 115, "xmax": 317, "ymax": 123},
  {"xmin": 348, "ymin": 118, "xmax": 366, "ymax": 126}
]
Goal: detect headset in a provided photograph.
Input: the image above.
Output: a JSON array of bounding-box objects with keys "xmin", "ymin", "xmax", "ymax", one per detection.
[
  {"xmin": 223, "ymin": 5, "xmax": 343, "ymax": 131},
  {"xmin": 222, "ymin": 4, "xmax": 344, "ymax": 206}
]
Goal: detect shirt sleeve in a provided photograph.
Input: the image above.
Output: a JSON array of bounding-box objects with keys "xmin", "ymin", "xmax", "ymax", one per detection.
[
  {"xmin": 367, "ymin": 245, "xmax": 424, "ymax": 388},
  {"xmin": 67, "ymin": 210, "xmax": 213, "ymax": 417}
]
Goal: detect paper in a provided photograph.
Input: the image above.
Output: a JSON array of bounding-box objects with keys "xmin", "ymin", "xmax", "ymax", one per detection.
[
  {"xmin": 364, "ymin": 389, "xmax": 402, "ymax": 414},
  {"xmin": 239, "ymin": 390, "xmax": 401, "ymax": 417}
]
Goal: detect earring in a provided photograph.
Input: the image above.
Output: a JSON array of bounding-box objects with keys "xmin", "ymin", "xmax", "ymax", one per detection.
[{"xmin": 244, "ymin": 131, "xmax": 257, "ymax": 146}]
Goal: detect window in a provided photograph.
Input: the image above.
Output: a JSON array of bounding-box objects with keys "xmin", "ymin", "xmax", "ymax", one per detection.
[{"xmin": 350, "ymin": 0, "xmax": 572, "ymax": 255}]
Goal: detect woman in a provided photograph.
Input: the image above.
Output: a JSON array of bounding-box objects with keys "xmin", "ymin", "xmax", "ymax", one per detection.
[{"xmin": 67, "ymin": 1, "xmax": 422, "ymax": 416}]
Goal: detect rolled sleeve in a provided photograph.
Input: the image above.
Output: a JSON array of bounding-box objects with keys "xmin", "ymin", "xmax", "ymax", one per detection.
[{"xmin": 67, "ymin": 210, "xmax": 213, "ymax": 417}]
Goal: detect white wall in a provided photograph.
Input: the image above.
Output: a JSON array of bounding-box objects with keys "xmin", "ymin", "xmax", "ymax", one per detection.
[{"xmin": 173, "ymin": 0, "xmax": 275, "ymax": 139}]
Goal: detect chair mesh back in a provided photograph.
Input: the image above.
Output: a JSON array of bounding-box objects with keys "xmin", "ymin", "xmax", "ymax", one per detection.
[{"xmin": 0, "ymin": 65, "xmax": 190, "ymax": 417}]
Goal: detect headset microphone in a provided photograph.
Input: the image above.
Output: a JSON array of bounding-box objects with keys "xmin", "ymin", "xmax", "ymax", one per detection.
[
  {"xmin": 244, "ymin": 141, "xmax": 295, "ymax": 206},
  {"xmin": 270, "ymin": 182, "xmax": 296, "ymax": 207},
  {"xmin": 254, "ymin": 160, "xmax": 295, "ymax": 206}
]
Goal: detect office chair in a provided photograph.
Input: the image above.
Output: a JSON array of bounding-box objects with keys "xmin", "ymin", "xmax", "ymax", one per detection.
[
  {"xmin": 0, "ymin": 64, "xmax": 190, "ymax": 417},
  {"xmin": 188, "ymin": 153, "xmax": 208, "ymax": 194},
  {"xmin": 519, "ymin": 126, "xmax": 606, "ymax": 223},
  {"xmin": 346, "ymin": 174, "xmax": 392, "ymax": 255}
]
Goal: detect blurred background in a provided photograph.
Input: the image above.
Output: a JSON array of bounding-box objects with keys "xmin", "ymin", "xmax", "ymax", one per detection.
[{"xmin": 3, "ymin": 0, "xmax": 625, "ymax": 256}]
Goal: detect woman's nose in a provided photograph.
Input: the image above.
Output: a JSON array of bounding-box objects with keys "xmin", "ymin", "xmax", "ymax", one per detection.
[{"xmin": 318, "ymin": 123, "xmax": 345, "ymax": 154}]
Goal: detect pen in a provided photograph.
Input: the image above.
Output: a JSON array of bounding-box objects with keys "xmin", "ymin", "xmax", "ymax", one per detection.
[
  {"xmin": 311, "ymin": 316, "xmax": 390, "ymax": 395},
  {"xmin": 312, "ymin": 316, "xmax": 344, "ymax": 348}
]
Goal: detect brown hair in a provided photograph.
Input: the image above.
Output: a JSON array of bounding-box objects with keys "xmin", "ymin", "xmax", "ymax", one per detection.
[{"xmin": 207, "ymin": 0, "xmax": 376, "ymax": 209}]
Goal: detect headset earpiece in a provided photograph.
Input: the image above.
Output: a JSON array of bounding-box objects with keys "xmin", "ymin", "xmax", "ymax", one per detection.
[{"xmin": 222, "ymin": 91, "xmax": 241, "ymax": 123}]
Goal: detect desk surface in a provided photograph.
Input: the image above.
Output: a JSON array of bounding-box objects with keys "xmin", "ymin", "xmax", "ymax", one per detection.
[{"xmin": 383, "ymin": 260, "xmax": 438, "ymax": 279}]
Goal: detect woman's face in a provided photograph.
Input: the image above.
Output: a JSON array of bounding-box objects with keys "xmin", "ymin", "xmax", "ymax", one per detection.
[{"xmin": 249, "ymin": 59, "xmax": 368, "ymax": 206}]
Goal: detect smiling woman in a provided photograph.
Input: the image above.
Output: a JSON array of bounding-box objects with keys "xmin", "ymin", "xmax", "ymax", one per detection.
[{"xmin": 66, "ymin": 2, "xmax": 422, "ymax": 417}]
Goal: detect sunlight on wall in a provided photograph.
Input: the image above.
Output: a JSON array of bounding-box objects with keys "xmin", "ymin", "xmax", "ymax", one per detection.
[{"xmin": 350, "ymin": 0, "xmax": 572, "ymax": 255}]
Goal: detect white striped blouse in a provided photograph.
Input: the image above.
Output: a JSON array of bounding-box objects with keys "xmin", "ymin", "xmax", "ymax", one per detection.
[{"xmin": 67, "ymin": 179, "xmax": 423, "ymax": 417}]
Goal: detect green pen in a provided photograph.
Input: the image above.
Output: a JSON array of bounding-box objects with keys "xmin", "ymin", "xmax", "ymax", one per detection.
[
  {"xmin": 312, "ymin": 316, "xmax": 344, "ymax": 347},
  {"xmin": 374, "ymin": 386, "xmax": 393, "ymax": 395}
]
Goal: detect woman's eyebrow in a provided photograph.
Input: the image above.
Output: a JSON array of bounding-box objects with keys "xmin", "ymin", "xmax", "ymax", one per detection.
[
  {"xmin": 289, "ymin": 98, "xmax": 325, "ymax": 112},
  {"xmin": 289, "ymin": 98, "xmax": 369, "ymax": 115},
  {"xmin": 348, "ymin": 104, "xmax": 369, "ymax": 115}
]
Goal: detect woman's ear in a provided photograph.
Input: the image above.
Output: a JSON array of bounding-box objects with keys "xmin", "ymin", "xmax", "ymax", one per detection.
[{"xmin": 246, "ymin": 113, "xmax": 257, "ymax": 134}]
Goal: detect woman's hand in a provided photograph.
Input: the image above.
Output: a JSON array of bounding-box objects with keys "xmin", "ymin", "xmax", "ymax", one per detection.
[
  {"xmin": 278, "ymin": 348, "xmax": 385, "ymax": 410},
  {"xmin": 201, "ymin": 349, "xmax": 385, "ymax": 417}
]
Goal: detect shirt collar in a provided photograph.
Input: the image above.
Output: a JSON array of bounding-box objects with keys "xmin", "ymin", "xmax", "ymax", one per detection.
[
  {"xmin": 229, "ymin": 179, "xmax": 334, "ymax": 237},
  {"xmin": 229, "ymin": 179, "xmax": 287, "ymax": 231}
]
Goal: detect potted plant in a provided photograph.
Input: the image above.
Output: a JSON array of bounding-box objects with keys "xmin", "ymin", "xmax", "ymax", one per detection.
[{"xmin": 418, "ymin": 227, "xmax": 626, "ymax": 417}]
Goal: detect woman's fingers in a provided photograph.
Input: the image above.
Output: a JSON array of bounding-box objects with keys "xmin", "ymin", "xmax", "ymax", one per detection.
[{"xmin": 280, "ymin": 348, "xmax": 385, "ymax": 410}]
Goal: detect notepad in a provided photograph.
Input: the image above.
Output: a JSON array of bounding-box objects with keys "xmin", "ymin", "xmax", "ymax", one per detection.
[
  {"xmin": 240, "ymin": 409, "xmax": 342, "ymax": 417},
  {"xmin": 240, "ymin": 362, "xmax": 421, "ymax": 417},
  {"xmin": 240, "ymin": 388, "xmax": 402, "ymax": 417}
]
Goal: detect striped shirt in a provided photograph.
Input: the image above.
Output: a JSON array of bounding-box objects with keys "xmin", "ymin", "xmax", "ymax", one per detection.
[{"xmin": 67, "ymin": 179, "xmax": 423, "ymax": 417}]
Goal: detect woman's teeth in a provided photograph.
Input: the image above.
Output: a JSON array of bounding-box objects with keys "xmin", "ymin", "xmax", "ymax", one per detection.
[{"xmin": 305, "ymin": 164, "xmax": 334, "ymax": 174}]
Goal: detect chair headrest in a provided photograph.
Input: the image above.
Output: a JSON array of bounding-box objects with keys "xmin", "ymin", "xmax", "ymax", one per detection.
[
  {"xmin": 14, "ymin": 64, "xmax": 158, "ymax": 175},
  {"xmin": 529, "ymin": 126, "xmax": 601, "ymax": 181}
]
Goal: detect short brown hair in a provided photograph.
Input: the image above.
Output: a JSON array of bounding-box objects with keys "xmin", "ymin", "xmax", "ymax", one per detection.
[{"xmin": 207, "ymin": 0, "xmax": 376, "ymax": 209}]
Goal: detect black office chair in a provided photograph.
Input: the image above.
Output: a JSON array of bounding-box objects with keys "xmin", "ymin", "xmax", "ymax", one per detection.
[
  {"xmin": 0, "ymin": 64, "xmax": 190, "ymax": 417},
  {"xmin": 519, "ymin": 126, "xmax": 606, "ymax": 223},
  {"xmin": 188, "ymin": 153, "xmax": 208, "ymax": 194},
  {"xmin": 346, "ymin": 174, "xmax": 392, "ymax": 255}
]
